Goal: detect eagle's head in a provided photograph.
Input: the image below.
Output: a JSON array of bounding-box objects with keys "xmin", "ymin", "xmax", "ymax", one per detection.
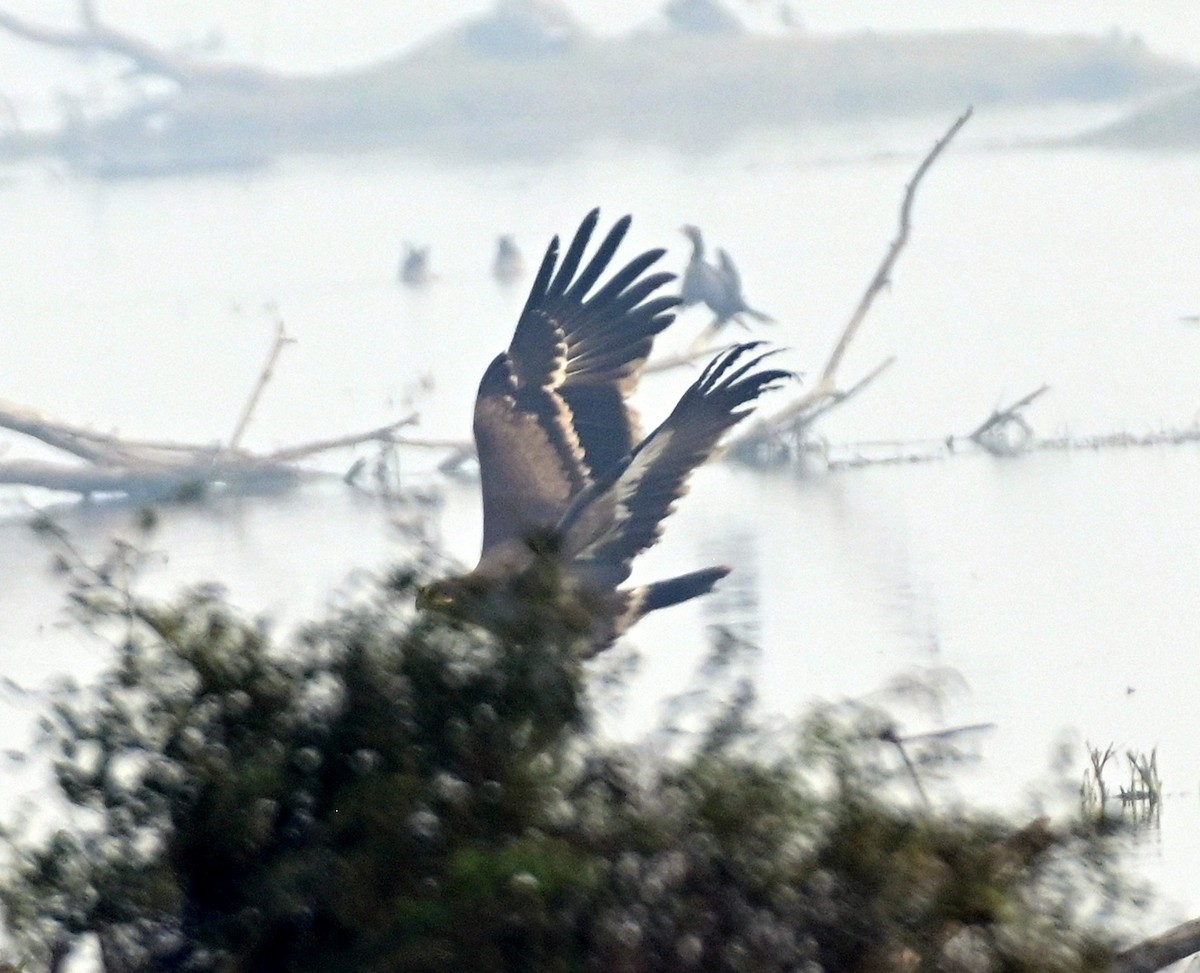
[
  {"xmin": 416, "ymin": 558, "xmax": 606, "ymax": 650},
  {"xmin": 415, "ymin": 577, "xmax": 475, "ymax": 620},
  {"xmin": 416, "ymin": 573, "xmax": 537, "ymax": 632}
]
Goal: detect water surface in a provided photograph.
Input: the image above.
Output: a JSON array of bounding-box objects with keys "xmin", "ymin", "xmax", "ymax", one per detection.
[{"xmin": 0, "ymin": 37, "xmax": 1198, "ymax": 938}]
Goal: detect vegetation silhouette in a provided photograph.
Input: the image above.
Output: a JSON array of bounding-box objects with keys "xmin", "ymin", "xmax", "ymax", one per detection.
[{"xmin": 0, "ymin": 517, "xmax": 1153, "ymax": 973}]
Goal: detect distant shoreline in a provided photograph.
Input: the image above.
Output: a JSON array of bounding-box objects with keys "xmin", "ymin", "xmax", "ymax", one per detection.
[{"xmin": 0, "ymin": 23, "xmax": 1195, "ymax": 169}]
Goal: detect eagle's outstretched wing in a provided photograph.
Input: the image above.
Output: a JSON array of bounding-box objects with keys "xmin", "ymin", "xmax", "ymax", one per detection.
[
  {"xmin": 474, "ymin": 210, "xmax": 679, "ymax": 554},
  {"xmin": 558, "ymin": 343, "xmax": 791, "ymax": 589}
]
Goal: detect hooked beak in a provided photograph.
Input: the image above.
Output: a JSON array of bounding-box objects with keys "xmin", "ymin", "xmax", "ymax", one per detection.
[{"xmin": 417, "ymin": 585, "xmax": 454, "ymax": 612}]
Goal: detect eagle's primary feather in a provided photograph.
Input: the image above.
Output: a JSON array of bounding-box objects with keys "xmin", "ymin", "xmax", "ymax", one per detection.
[{"xmin": 421, "ymin": 211, "xmax": 790, "ymax": 654}]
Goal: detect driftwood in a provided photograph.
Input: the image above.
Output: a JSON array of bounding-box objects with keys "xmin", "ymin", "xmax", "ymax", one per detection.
[
  {"xmin": 0, "ymin": 325, "xmax": 417, "ymax": 503},
  {"xmin": 0, "ymin": 2, "xmax": 278, "ymax": 92},
  {"xmin": 728, "ymin": 107, "xmax": 973, "ymax": 462},
  {"xmin": 965, "ymin": 384, "xmax": 1051, "ymax": 456},
  {"xmin": 0, "ymin": 403, "xmax": 417, "ymax": 502}
]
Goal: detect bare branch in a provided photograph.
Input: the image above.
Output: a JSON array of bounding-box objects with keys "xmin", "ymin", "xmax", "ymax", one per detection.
[
  {"xmin": 730, "ymin": 107, "xmax": 973, "ymax": 450},
  {"xmin": 1115, "ymin": 916, "xmax": 1200, "ymax": 973},
  {"xmin": 967, "ymin": 384, "xmax": 1050, "ymax": 456},
  {"xmin": 0, "ymin": 5, "xmax": 274, "ymax": 90},
  {"xmin": 0, "ymin": 400, "xmax": 134, "ymax": 465},
  {"xmin": 769, "ymin": 355, "xmax": 896, "ymax": 432},
  {"xmin": 228, "ymin": 319, "xmax": 295, "ymax": 451},
  {"xmin": 820, "ymin": 107, "xmax": 972, "ymax": 391},
  {"xmin": 267, "ymin": 414, "xmax": 419, "ymax": 463},
  {"xmin": 967, "ymin": 384, "xmax": 1051, "ymax": 442},
  {"xmin": 0, "ymin": 456, "xmax": 300, "ymax": 497}
]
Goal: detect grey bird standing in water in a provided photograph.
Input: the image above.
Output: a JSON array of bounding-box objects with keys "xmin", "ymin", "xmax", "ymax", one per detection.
[
  {"xmin": 492, "ymin": 234, "xmax": 524, "ymax": 284},
  {"xmin": 399, "ymin": 244, "xmax": 433, "ymax": 286},
  {"xmin": 680, "ymin": 224, "xmax": 774, "ymax": 344}
]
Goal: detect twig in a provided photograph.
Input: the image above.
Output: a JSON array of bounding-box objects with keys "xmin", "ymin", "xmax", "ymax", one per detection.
[
  {"xmin": 797, "ymin": 356, "xmax": 896, "ymax": 426},
  {"xmin": 878, "ymin": 725, "xmax": 931, "ymax": 810},
  {"xmin": 267, "ymin": 414, "xmax": 419, "ymax": 463},
  {"xmin": 228, "ymin": 320, "xmax": 294, "ymax": 451},
  {"xmin": 821, "ymin": 109, "xmax": 972, "ymax": 390},
  {"xmin": 437, "ymin": 443, "xmax": 477, "ymax": 477},
  {"xmin": 967, "ymin": 384, "xmax": 1049, "ymax": 456},
  {"xmin": 399, "ymin": 436, "xmax": 475, "ymax": 451},
  {"xmin": 731, "ymin": 107, "xmax": 973, "ymax": 449}
]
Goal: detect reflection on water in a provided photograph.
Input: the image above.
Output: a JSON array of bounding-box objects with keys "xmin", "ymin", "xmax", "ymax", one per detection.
[{"xmin": 1, "ymin": 118, "xmax": 1200, "ymax": 926}]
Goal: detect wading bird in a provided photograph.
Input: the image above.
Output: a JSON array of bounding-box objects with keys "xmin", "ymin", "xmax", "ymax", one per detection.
[
  {"xmin": 493, "ymin": 234, "xmax": 524, "ymax": 284},
  {"xmin": 399, "ymin": 243, "xmax": 433, "ymax": 286},
  {"xmin": 680, "ymin": 224, "xmax": 774, "ymax": 343},
  {"xmin": 418, "ymin": 210, "xmax": 789, "ymax": 654}
]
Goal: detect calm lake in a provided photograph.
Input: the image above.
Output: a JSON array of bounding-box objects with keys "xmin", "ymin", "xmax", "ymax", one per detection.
[{"xmin": 1, "ymin": 2, "xmax": 1200, "ymax": 945}]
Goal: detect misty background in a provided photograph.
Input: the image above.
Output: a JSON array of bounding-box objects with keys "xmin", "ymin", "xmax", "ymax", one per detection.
[{"xmin": 0, "ymin": 0, "xmax": 1198, "ymax": 942}]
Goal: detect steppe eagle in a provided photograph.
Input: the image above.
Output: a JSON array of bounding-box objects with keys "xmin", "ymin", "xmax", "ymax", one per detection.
[{"xmin": 418, "ymin": 210, "xmax": 788, "ymax": 654}]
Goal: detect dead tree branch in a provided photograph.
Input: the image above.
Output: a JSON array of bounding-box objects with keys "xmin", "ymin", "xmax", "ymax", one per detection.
[
  {"xmin": 967, "ymin": 384, "xmax": 1050, "ymax": 456},
  {"xmin": 729, "ymin": 107, "xmax": 973, "ymax": 456},
  {"xmin": 228, "ymin": 320, "xmax": 295, "ymax": 451},
  {"xmin": 0, "ymin": 398, "xmax": 420, "ymax": 501},
  {"xmin": 268, "ymin": 414, "xmax": 419, "ymax": 464},
  {"xmin": 0, "ymin": 3, "xmax": 275, "ymax": 90},
  {"xmin": 1115, "ymin": 916, "xmax": 1200, "ymax": 973}
]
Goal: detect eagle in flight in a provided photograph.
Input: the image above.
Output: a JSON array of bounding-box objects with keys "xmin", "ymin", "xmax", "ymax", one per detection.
[{"xmin": 418, "ymin": 209, "xmax": 789, "ymax": 654}]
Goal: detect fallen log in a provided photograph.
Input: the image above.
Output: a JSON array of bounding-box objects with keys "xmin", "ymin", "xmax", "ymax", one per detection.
[
  {"xmin": 0, "ymin": 455, "xmax": 300, "ymax": 498},
  {"xmin": 0, "ymin": 405, "xmax": 419, "ymax": 502},
  {"xmin": 0, "ymin": 324, "xmax": 419, "ymax": 503}
]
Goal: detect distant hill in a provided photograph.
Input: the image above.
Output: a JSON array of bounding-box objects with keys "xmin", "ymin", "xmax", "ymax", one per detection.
[
  {"xmin": 2, "ymin": 12, "xmax": 1196, "ymax": 166},
  {"xmin": 1079, "ymin": 83, "xmax": 1200, "ymax": 148},
  {"xmin": 303, "ymin": 27, "xmax": 1198, "ymax": 153}
]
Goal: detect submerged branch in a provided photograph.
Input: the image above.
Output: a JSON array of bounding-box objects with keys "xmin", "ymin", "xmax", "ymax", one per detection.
[{"xmin": 968, "ymin": 384, "xmax": 1051, "ymax": 456}]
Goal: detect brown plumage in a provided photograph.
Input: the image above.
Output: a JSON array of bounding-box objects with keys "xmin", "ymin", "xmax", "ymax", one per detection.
[{"xmin": 418, "ymin": 210, "xmax": 789, "ymax": 654}]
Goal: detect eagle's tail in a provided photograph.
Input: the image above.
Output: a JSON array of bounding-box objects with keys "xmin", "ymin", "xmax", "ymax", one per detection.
[
  {"xmin": 584, "ymin": 567, "xmax": 732, "ymax": 658},
  {"xmin": 638, "ymin": 566, "xmax": 730, "ymax": 613}
]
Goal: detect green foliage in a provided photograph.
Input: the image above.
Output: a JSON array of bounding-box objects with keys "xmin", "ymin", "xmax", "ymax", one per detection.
[{"xmin": 0, "ymin": 529, "xmax": 1139, "ymax": 973}]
